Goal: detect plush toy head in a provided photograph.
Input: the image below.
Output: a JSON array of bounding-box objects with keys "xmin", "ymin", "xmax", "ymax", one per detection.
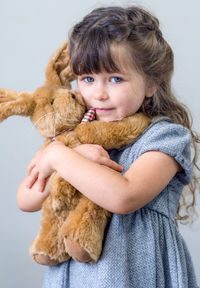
[
  {"xmin": 45, "ymin": 41, "xmax": 75, "ymax": 88},
  {"xmin": 0, "ymin": 41, "xmax": 87, "ymax": 138},
  {"xmin": 0, "ymin": 86, "xmax": 86, "ymax": 138}
]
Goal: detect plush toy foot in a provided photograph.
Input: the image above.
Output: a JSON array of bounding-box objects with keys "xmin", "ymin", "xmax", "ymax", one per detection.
[
  {"xmin": 61, "ymin": 197, "xmax": 110, "ymax": 263},
  {"xmin": 30, "ymin": 237, "xmax": 70, "ymax": 266},
  {"xmin": 66, "ymin": 237, "xmax": 92, "ymax": 263},
  {"xmin": 33, "ymin": 253, "xmax": 60, "ymax": 266}
]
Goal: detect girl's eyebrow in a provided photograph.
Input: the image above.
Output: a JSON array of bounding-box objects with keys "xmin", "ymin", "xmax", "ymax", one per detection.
[
  {"xmin": 110, "ymin": 72, "xmax": 131, "ymax": 78},
  {"xmin": 108, "ymin": 71, "xmax": 130, "ymax": 76}
]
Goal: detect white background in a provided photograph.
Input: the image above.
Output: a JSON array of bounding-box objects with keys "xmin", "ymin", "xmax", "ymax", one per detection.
[{"xmin": 0, "ymin": 0, "xmax": 199, "ymax": 287}]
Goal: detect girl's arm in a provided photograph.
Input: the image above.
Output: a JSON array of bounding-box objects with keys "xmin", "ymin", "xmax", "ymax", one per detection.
[
  {"xmin": 26, "ymin": 141, "xmax": 181, "ymax": 214},
  {"xmin": 17, "ymin": 176, "xmax": 50, "ymax": 212},
  {"xmin": 17, "ymin": 143, "xmax": 123, "ymax": 212}
]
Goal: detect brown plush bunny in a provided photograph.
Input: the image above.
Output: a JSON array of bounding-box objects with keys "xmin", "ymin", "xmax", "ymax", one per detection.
[{"xmin": 0, "ymin": 41, "xmax": 151, "ymax": 265}]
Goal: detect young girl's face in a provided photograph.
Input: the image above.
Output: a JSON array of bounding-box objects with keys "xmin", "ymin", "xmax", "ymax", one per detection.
[{"xmin": 77, "ymin": 45, "xmax": 155, "ymax": 122}]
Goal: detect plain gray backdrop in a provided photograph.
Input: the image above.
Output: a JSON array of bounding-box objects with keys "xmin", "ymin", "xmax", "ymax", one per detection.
[{"xmin": 0, "ymin": 0, "xmax": 199, "ymax": 287}]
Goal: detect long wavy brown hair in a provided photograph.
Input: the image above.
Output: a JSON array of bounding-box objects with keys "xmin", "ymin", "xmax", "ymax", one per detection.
[{"xmin": 68, "ymin": 6, "xmax": 200, "ymax": 224}]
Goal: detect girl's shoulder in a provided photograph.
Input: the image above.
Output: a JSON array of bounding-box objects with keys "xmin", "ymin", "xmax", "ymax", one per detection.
[
  {"xmin": 119, "ymin": 116, "xmax": 192, "ymax": 152},
  {"xmin": 137, "ymin": 116, "xmax": 192, "ymax": 153},
  {"xmin": 114, "ymin": 116, "xmax": 193, "ymax": 185}
]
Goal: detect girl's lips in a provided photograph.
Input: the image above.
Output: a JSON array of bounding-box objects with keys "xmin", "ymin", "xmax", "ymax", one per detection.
[{"xmin": 95, "ymin": 108, "xmax": 113, "ymax": 112}]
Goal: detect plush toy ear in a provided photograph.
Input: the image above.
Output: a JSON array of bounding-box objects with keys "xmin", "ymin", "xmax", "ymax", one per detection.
[
  {"xmin": 45, "ymin": 40, "xmax": 76, "ymax": 89},
  {"xmin": 0, "ymin": 88, "xmax": 35, "ymax": 122}
]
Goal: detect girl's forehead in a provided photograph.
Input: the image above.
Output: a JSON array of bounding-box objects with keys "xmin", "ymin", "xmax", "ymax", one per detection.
[{"xmin": 110, "ymin": 43, "xmax": 138, "ymax": 73}]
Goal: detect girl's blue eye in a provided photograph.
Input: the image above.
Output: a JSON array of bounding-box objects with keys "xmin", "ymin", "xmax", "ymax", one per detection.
[
  {"xmin": 84, "ymin": 77, "xmax": 94, "ymax": 83},
  {"xmin": 111, "ymin": 77, "xmax": 123, "ymax": 83}
]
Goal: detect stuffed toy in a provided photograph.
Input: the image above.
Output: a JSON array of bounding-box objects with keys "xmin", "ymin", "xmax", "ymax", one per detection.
[{"xmin": 0, "ymin": 41, "xmax": 151, "ymax": 265}]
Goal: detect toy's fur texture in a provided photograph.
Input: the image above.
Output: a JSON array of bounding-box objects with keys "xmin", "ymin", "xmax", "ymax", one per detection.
[{"xmin": 0, "ymin": 41, "xmax": 151, "ymax": 265}]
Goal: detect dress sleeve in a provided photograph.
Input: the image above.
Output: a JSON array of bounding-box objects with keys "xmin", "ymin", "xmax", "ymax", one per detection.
[{"xmin": 135, "ymin": 119, "xmax": 193, "ymax": 185}]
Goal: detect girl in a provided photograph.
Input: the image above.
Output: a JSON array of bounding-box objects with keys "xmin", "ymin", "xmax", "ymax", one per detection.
[{"xmin": 17, "ymin": 6, "xmax": 199, "ymax": 288}]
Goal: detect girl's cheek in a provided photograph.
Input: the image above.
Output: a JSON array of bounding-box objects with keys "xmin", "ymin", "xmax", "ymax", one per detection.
[{"xmin": 81, "ymin": 95, "xmax": 90, "ymax": 108}]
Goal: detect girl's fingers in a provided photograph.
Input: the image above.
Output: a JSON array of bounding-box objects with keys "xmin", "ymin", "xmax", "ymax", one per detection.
[
  {"xmin": 27, "ymin": 163, "xmax": 35, "ymax": 176},
  {"xmin": 27, "ymin": 158, "xmax": 37, "ymax": 175},
  {"xmin": 102, "ymin": 158, "xmax": 123, "ymax": 172},
  {"xmin": 27, "ymin": 149, "xmax": 43, "ymax": 175},
  {"xmin": 37, "ymin": 176, "xmax": 47, "ymax": 193},
  {"xmin": 26, "ymin": 171, "xmax": 39, "ymax": 189}
]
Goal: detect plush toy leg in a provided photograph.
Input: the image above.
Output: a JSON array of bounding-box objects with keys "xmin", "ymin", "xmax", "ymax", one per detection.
[
  {"xmin": 30, "ymin": 239, "xmax": 60, "ymax": 266},
  {"xmin": 50, "ymin": 173, "xmax": 81, "ymax": 213},
  {"xmin": 61, "ymin": 197, "xmax": 111, "ymax": 263},
  {"xmin": 30, "ymin": 197, "xmax": 70, "ymax": 265},
  {"xmin": 65, "ymin": 237, "xmax": 92, "ymax": 263}
]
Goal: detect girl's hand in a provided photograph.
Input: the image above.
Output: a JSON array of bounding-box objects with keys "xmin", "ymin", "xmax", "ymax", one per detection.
[
  {"xmin": 73, "ymin": 144, "xmax": 123, "ymax": 172},
  {"xmin": 27, "ymin": 147, "xmax": 45, "ymax": 177},
  {"xmin": 26, "ymin": 141, "xmax": 64, "ymax": 192}
]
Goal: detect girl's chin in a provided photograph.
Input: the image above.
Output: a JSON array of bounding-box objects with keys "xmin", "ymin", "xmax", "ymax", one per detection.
[{"xmin": 95, "ymin": 109, "xmax": 124, "ymax": 122}]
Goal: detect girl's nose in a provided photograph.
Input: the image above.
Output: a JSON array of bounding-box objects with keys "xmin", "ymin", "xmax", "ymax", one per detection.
[{"xmin": 94, "ymin": 86, "xmax": 109, "ymax": 101}]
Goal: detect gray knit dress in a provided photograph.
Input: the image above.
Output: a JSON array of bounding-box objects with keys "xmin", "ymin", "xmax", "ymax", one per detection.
[{"xmin": 42, "ymin": 117, "xmax": 199, "ymax": 288}]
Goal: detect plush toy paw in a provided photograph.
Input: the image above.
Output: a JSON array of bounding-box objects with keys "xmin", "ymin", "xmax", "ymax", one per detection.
[
  {"xmin": 30, "ymin": 230, "xmax": 70, "ymax": 266},
  {"xmin": 66, "ymin": 237, "xmax": 92, "ymax": 263},
  {"xmin": 33, "ymin": 253, "xmax": 60, "ymax": 266},
  {"xmin": 61, "ymin": 197, "xmax": 110, "ymax": 263}
]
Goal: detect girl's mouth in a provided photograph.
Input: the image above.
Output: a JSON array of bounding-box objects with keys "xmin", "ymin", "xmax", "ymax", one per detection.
[{"xmin": 95, "ymin": 108, "xmax": 113, "ymax": 113}]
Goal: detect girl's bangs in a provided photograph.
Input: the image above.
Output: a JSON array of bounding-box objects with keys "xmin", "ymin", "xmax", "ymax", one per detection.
[{"xmin": 70, "ymin": 30, "xmax": 120, "ymax": 75}]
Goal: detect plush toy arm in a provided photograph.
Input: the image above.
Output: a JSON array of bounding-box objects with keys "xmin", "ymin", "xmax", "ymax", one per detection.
[
  {"xmin": 74, "ymin": 113, "xmax": 151, "ymax": 150},
  {"xmin": 0, "ymin": 88, "xmax": 35, "ymax": 122},
  {"xmin": 55, "ymin": 131, "xmax": 82, "ymax": 148}
]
